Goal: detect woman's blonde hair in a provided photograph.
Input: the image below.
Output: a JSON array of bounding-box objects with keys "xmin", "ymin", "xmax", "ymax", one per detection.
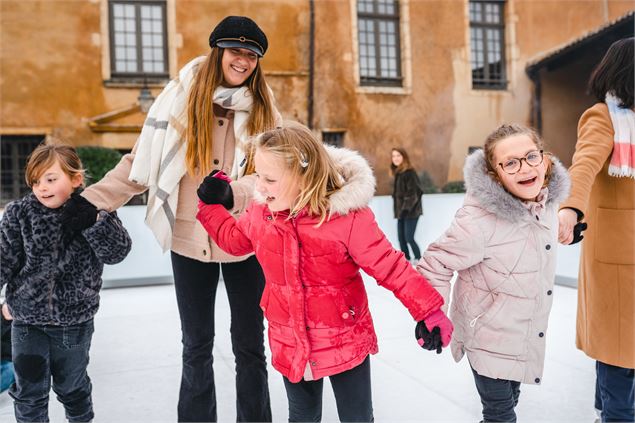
[
  {"xmin": 25, "ymin": 140, "xmax": 85, "ymax": 188},
  {"xmin": 483, "ymin": 123, "xmax": 553, "ymax": 187},
  {"xmin": 254, "ymin": 122, "xmax": 342, "ymax": 225},
  {"xmin": 185, "ymin": 48, "xmax": 277, "ymax": 176}
]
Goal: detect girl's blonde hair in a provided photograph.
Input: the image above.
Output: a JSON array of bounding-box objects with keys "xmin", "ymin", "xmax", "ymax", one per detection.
[
  {"xmin": 25, "ymin": 140, "xmax": 85, "ymax": 188},
  {"xmin": 255, "ymin": 122, "xmax": 342, "ymax": 225},
  {"xmin": 390, "ymin": 147, "xmax": 414, "ymax": 175},
  {"xmin": 483, "ymin": 123, "xmax": 553, "ymax": 187},
  {"xmin": 185, "ymin": 48, "xmax": 277, "ymax": 177}
]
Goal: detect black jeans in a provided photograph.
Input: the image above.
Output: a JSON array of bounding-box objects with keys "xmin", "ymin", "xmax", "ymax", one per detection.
[
  {"xmin": 171, "ymin": 252, "xmax": 271, "ymax": 423},
  {"xmin": 471, "ymin": 367, "xmax": 521, "ymax": 423},
  {"xmin": 283, "ymin": 356, "xmax": 374, "ymax": 423},
  {"xmin": 9, "ymin": 319, "xmax": 94, "ymax": 423},
  {"xmin": 595, "ymin": 360, "xmax": 635, "ymax": 422},
  {"xmin": 397, "ymin": 217, "xmax": 421, "ymax": 260}
]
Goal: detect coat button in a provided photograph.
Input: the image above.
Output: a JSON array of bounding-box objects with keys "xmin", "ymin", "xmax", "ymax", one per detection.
[
  {"xmin": 545, "ymin": 244, "xmax": 551, "ymax": 250},
  {"xmin": 218, "ymin": 120, "xmax": 224, "ymax": 126},
  {"xmin": 213, "ymin": 159, "xmax": 219, "ymax": 165},
  {"xmin": 266, "ymin": 215, "xmax": 272, "ymax": 221},
  {"xmin": 306, "ymin": 326, "xmax": 310, "ymax": 331},
  {"xmin": 311, "ymin": 361, "xmax": 317, "ymax": 366},
  {"xmin": 539, "ymin": 332, "xmax": 544, "ymax": 337},
  {"xmin": 203, "ymin": 249, "xmax": 207, "ymax": 256},
  {"xmin": 535, "ymin": 215, "xmax": 539, "ymax": 221},
  {"xmin": 547, "ymin": 290, "xmax": 552, "ymax": 295},
  {"xmin": 342, "ymin": 312, "xmax": 350, "ymax": 319},
  {"xmin": 535, "ymin": 378, "xmax": 541, "ymax": 383}
]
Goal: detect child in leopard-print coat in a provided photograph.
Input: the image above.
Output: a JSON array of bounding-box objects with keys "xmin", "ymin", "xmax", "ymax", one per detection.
[{"xmin": 0, "ymin": 142, "xmax": 131, "ymax": 422}]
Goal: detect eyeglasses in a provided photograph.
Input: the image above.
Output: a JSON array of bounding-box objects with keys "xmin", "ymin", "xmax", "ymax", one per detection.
[{"xmin": 497, "ymin": 150, "xmax": 544, "ymax": 175}]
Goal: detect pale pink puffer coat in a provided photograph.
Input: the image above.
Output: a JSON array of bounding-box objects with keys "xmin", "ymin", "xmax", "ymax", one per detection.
[{"xmin": 417, "ymin": 150, "xmax": 570, "ymax": 384}]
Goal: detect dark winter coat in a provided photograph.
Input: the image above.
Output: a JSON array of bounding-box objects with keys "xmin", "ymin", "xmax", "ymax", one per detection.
[
  {"xmin": 392, "ymin": 169, "xmax": 423, "ymax": 219},
  {"xmin": 197, "ymin": 146, "xmax": 444, "ymax": 383},
  {"xmin": 0, "ymin": 193, "xmax": 132, "ymax": 326}
]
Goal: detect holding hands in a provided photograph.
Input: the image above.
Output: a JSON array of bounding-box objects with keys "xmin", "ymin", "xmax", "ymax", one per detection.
[
  {"xmin": 197, "ymin": 170, "xmax": 234, "ymax": 209},
  {"xmin": 60, "ymin": 193, "xmax": 98, "ymax": 233},
  {"xmin": 415, "ymin": 308, "xmax": 453, "ymax": 354},
  {"xmin": 558, "ymin": 208, "xmax": 587, "ymax": 245}
]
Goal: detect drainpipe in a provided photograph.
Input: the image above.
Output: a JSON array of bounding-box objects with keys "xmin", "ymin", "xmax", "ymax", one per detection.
[
  {"xmin": 308, "ymin": 0, "xmax": 315, "ymax": 129},
  {"xmin": 528, "ymin": 70, "xmax": 542, "ymax": 134}
]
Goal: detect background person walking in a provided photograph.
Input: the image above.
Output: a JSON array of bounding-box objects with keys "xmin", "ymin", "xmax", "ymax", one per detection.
[{"xmin": 391, "ymin": 148, "xmax": 423, "ymax": 264}]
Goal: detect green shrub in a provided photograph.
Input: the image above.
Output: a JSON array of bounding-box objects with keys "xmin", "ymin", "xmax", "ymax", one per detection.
[
  {"xmin": 441, "ymin": 180, "xmax": 465, "ymax": 193},
  {"xmin": 76, "ymin": 146, "xmax": 122, "ymax": 186},
  {"xmin": 418, "ymin": 171, "xmax": 438, "ymax": 194}
]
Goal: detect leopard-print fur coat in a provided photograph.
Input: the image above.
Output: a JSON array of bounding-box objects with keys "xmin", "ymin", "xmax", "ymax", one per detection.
[{"xmin": 1, "ymin": 193, "xmax": 132, "ymax": 325}]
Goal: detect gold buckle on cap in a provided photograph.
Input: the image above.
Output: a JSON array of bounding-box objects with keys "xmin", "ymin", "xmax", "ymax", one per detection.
[{"xmin": 216, "ymin": 37, "xmax": 264, "ymax": 52}]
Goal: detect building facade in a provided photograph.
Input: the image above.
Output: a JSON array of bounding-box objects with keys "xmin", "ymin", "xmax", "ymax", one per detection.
[{"xmin": 1, "ymin": 0, "xmax": 633, "ymax": 203}]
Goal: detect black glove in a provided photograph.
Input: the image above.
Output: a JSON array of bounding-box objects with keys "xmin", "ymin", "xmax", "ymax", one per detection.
[
  {"xmin": 570, "ymin": 222, "xmax": 587, "ymax": 245},
  {"xmin": 415, "ymin": 320, "xmax": 443, "ymax": 354},
  {"xmin": 197, "ymin": 170, "xmax": 234, "ymax": 209},
  {"xmin": 60, "ymin": 192, "xmax": 98, "ymax": 233}
]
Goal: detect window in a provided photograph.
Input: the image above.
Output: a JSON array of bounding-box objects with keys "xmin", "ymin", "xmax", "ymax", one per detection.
[
  {"xmin": 109, "ymin": 0, "xmax": 168, "ymax": 81},
  {"xmin": 322, "ymin": 131, "xmax": 345, "ymax": 147},
  {"xmin": 1, "ymin": 135, "xmax": 44, "ymax": 206},
  {"xmin": 469, "ymin": 0, "xmax": 507, "ymax": 89},
  {"xmin": 357, "ymin": 0, "xmax": 402, "ymax": 86}
]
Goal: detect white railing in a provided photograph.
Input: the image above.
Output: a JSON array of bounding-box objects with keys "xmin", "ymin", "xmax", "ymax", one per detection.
[{"xmin": 103, "ymin": 194, "xmax": 580, "ymax": 287}]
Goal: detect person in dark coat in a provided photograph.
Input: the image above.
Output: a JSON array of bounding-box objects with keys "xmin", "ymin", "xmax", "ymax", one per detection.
[{"xmin": 391, "ymin": 148, "xmax": 423, "ymax": 262}]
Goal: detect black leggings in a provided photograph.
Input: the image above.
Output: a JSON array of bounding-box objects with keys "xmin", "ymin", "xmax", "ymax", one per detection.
[
  {"xmin": 171, "ymin": 252, "xmax": 271, "ymax": 422},
  {"xmin": 283, "ymin": 356, "xmax": 374, "ymax": 422}
]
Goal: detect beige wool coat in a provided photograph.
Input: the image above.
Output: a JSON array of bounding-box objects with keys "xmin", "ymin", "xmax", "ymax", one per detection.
[
  {"xmin": 84, "ymin": 104, "xmax": 281, "ymax": 263},
  {"xmin": 561, "ymin": 102, "xmax": 635, "ymax": 369}
]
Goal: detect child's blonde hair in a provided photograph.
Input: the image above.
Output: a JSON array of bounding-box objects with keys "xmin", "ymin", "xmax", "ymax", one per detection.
[
  {"xmin": 483, "ymin": 123, "xmax": 553, "ymax": 187},
  {"xmin": 254, "ymin": 121, "xmax": 342, "ymax": 225},
  {"xmin": 25, "ymin": 141, "xmax": 85, "ymax": 188}
]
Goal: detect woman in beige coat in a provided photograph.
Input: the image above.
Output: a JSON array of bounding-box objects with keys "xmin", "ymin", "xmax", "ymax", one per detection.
[
  {"xmin": 62, "ymin": 16, "xmax": 281, "ymax": 422},
  {"xmin": 558, "ymin": 37, "xmax": 634, "ymax": 423},
  {"xmin": 417, "ymin": 124, "xmax": 570, "ymax": 423}
]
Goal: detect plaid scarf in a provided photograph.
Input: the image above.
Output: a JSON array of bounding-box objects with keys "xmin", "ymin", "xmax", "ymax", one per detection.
[
  {"xmin": 606, "ymin": 93, "xmax": 635, "ymax": 179},
  {"xmin": 128, "ymin": 56, "xmax": 255, "ymax": 251}
]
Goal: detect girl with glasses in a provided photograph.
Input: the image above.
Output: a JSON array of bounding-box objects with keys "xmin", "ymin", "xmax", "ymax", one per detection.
[{"xmin": 415, "ymin": 123, "xmax": 570, "ymax": 423}]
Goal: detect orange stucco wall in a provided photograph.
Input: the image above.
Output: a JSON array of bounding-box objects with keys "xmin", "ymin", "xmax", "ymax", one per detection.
[{"xmin": 1, "ymin": 0, "xmax": 633, "ymax": 195}]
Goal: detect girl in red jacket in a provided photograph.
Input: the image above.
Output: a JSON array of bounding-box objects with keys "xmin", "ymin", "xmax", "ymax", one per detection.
[{"xmin": 196, "ymin": 121, "xmax": 452, "ymax": 421}]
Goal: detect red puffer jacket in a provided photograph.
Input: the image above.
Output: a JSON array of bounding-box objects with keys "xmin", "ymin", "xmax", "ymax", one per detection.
[{"xmin": 197, "ymin": 147, "xmax": 443, "ymax": 383}]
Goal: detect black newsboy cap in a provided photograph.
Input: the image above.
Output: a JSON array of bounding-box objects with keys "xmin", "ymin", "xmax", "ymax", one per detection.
[{"xmin": 209, "ymin": 16, "xmax": 268, "ymax": 57}]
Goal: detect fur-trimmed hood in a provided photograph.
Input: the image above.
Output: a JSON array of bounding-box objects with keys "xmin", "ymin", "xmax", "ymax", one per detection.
[
  {"xmin": 463, "ymin": 149, "xmax": 570, "ymax": 222},
  {"xmin": 326, "ymin": 145, "xmax": 376, "ymax": 215},
  {"xmin": 253, "ymin": 145, "xmax": 376, "ymax": 216}
]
